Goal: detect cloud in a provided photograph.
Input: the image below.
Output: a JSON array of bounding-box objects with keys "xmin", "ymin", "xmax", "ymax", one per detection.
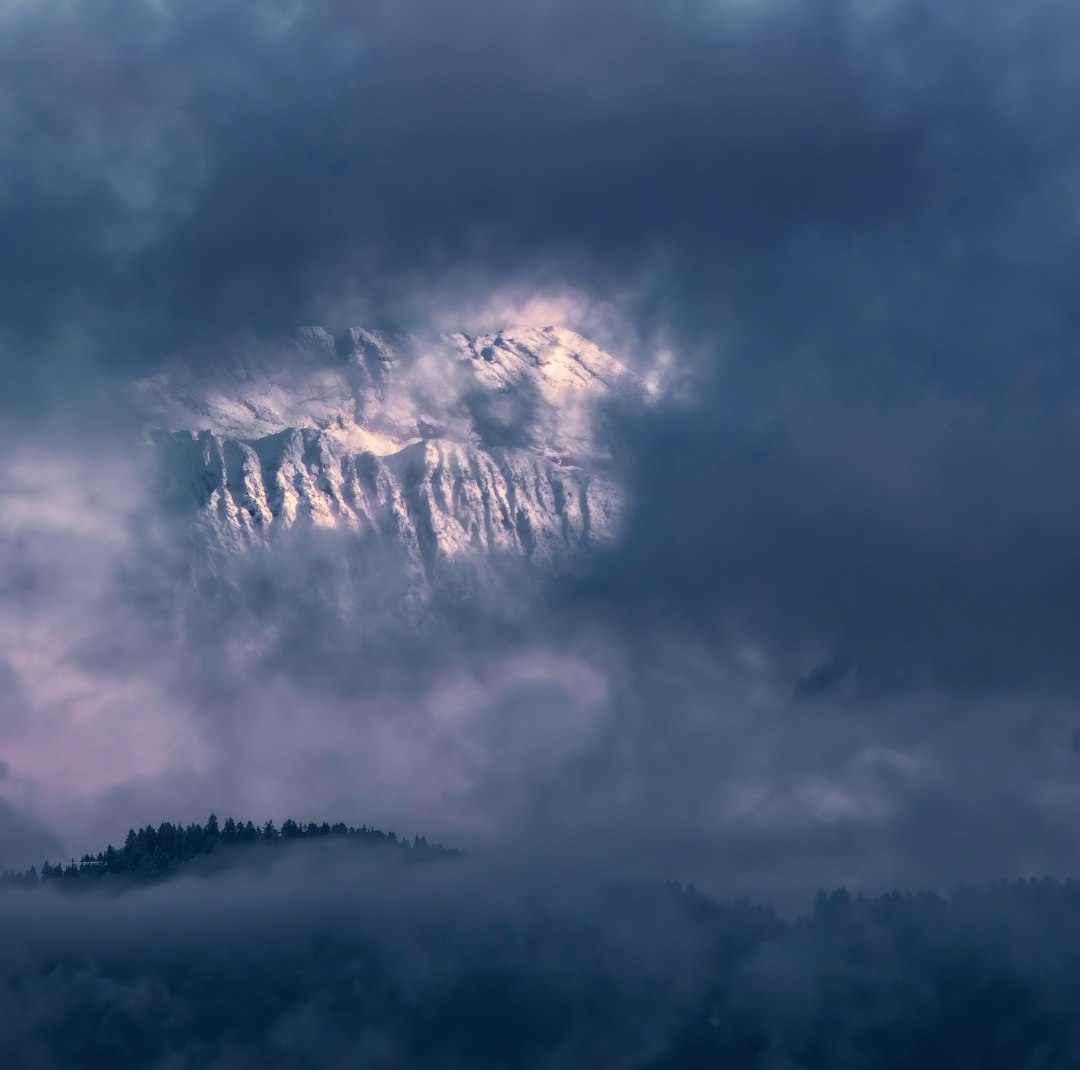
[
  {"xmin": 0, "ymin": 0, "xmax": 1011, "ymax": 389},
  {"xmin": 0, "ymin": 0, "xmax": 1079, "ymax": 898},
  {"xmin": 0, "ymin": 797, "xmax": 61, "ymax": 871}
]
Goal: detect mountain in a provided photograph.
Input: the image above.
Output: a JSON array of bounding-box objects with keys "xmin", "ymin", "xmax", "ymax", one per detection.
[{"xmin": 138, "ymin": 326, "xmax": 650, "ymax": 612}]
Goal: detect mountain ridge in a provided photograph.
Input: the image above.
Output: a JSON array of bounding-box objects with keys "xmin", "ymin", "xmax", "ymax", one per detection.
[{"xmin": 141, "ymin": 326, "xmax": 646, "ymax": 603}]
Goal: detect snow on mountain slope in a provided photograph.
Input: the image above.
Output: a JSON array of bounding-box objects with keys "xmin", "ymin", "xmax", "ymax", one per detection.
[{"xmin": 142, "ymin": 326, "xmax": 646, "ymax": 601}]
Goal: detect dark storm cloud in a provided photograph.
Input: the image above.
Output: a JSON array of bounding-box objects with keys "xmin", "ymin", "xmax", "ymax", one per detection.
[
  {"xmin": 2, "ymin": 0, "xmax": 1041, "ymax": 385},
  {"xmin": 586, "ymin": 392, "xmax": 1080, "ymax": 695}
]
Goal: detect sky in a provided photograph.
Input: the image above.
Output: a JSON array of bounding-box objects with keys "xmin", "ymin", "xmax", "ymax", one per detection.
[{"xmin": 2, "ymin": 0, "xmax": 1080, "ymax": 903}]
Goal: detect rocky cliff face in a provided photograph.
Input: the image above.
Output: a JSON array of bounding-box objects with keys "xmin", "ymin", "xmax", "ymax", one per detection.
[{"xmin": 140, "ymin": 326, "xmax": 647, "ymax": 609}]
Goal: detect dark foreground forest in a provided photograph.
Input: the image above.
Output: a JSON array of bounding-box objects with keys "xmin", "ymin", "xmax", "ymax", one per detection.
[{"xmin": 2, "ymin": 816, "xmax": 1080, "ymax": 1069}]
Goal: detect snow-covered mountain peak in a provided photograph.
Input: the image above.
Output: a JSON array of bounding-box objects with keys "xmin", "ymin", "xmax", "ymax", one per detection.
[
  {"xmin": 141, "ymin": 325, "xmax": 649, "ymax": 611},
  {"xmin": 450, "ymin": 325, "xmax": 643, "ymax": 404}
]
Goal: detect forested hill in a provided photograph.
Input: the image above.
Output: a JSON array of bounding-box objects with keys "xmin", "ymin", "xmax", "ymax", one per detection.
[{"xmin": 0, "ymin": 814, "xmax": 457, "ymax": 890}]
